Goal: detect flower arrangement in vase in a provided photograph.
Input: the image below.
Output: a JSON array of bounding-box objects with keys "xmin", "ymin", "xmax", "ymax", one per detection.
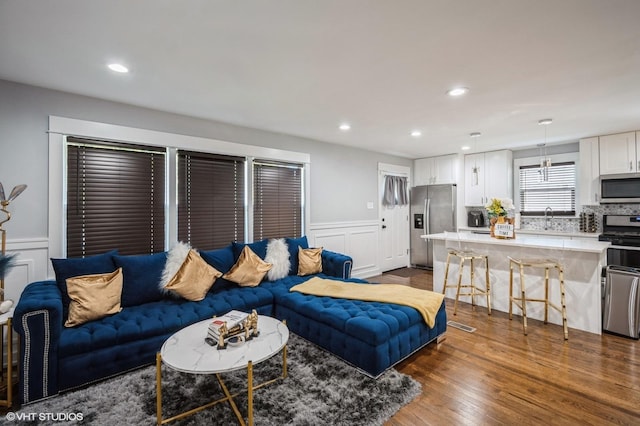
[{"xmin": 485, "ymin": 198, "xmax": 515, "ymax": 238}]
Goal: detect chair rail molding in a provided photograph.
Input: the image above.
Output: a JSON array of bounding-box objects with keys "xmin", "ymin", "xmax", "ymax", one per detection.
[{"xmin": 309, "ymin": 220, "xmax": 380, "ymax": 278}]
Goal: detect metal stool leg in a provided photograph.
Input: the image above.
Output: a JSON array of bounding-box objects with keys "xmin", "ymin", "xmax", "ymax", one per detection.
[
  {"xmin": 443, "ymin": 252, "xmax": 453, "ymax": 295},
  {"xmin": 485, "ymin": 256, "xmax": 491, "ymax": 315},
  {"xmin": 543, "ymin": 267, "xmax": 550, "ymax": 324},
  {"xmin": 453, "ymin": 257, "xmax": 465, "ymax": 315},
  {"xmin": 509, "ymin": 259, "xmax": 514, "ymax": 320},
  {"xmin": 519, "ymin": 263, "xmax": 528, "ymax": 336},
  {"xmin": 558, "ymin": 265, "xmax": 568, "ymax": 340},
  {"xmin": 469, "ymin": 257, "xmax": 476, "ymax": 307}
]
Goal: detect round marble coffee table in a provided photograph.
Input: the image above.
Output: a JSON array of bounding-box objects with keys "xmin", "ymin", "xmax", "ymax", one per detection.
[{"xmin": 156, "ymin": 315, "xmax": 289, "ymax": 425}]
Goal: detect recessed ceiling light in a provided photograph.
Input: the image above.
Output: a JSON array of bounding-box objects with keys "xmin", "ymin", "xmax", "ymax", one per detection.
[
  {"xmin": 538, "ymin": 118, "xmax": 553, "ymax": 125},
  {"xmin": 469, "ymin": 132, "xmax": 482, "ymax": 138},
  {"xmin": 461, "ymin": 146, "xmax": 471, "ymax": 151},
  {"xmin": 447, "ymin": 87, "xmax": 468, "ymax": 97},
  {"xmin": 410, "ymin": 130, "xmax": 422, "ymax": 137},
  {"xmin": 339, "ymin": 123, "xmax": 351, "ymax": 131},
  {"xmin": 108, "ymin": 63, "xmax": 129, "ymax": 73}
]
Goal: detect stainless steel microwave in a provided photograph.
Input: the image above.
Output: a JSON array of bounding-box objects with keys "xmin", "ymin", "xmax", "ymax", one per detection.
[{"xmin": 601, "ymin": 175, "xmax": 640, "ymax": 203}]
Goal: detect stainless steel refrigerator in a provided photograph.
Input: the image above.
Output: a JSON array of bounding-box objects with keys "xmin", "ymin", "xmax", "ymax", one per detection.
[{"xmin": 410, "ymin": 184, "xmax": 457, "ymax": 269}]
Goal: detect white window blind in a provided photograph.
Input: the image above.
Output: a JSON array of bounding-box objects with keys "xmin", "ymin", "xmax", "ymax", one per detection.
[{"xmin": 519, "ymin": 161, "xmax": 576, "ymax": 216}]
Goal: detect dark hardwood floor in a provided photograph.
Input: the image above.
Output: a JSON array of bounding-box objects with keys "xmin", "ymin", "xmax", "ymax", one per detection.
[
  {"xmin": 377, "ymin": 268, "xmax": 640, "ymax": 426},
  {"xmin": 3, "ymin": 269, "xmax": 639, "ymax": 424}
]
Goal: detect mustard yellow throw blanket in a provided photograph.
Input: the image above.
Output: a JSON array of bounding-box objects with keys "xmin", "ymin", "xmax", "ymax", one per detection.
[{"xmin": 290, "ymin": 277, "xmax": 445, "ymax": 328}]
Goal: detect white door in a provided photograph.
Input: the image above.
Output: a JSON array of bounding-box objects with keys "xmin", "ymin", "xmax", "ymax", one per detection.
[{"xmin": 379, "ymin": 164, "xmax": 410, "ymax": 272}]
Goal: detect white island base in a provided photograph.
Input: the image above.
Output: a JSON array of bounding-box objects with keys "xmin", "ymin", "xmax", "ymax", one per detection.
[{"xmin": 424, "ymin": 233, "xmax": 609, "ymax": 335}]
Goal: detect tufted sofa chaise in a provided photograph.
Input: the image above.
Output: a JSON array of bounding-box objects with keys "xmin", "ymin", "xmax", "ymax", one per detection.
[{"xmin": 14, "ymin": 237, "xmax": 446, "ymax": 404}]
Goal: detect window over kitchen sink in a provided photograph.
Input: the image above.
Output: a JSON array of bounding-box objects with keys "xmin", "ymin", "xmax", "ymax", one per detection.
[{"xmin": 516, "ymin": 156, "xmax": 576, "ymax": 217}]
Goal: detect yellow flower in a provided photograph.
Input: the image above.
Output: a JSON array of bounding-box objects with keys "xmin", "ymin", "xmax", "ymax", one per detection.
[{"xmin": 485, "ymin": 198, "xmax": 513, "ymax": 217}]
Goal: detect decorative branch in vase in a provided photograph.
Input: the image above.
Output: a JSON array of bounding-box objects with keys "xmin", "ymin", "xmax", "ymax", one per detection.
[
  {"xmin": 0, "ymin": 253, "xmax": 16, "ymax": 313},
  {"xmin": 0, "ymin": 181, "xmax": 27, "ymax": 314}
]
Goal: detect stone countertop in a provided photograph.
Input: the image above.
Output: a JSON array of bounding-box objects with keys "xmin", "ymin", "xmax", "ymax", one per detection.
[
  {"xmin": 458, "ymin": 226, "xmax": 600, "ymax": 239},
  {"xmin": 422, "ymin": 232, "xmax": 610, "ymax": 254}
]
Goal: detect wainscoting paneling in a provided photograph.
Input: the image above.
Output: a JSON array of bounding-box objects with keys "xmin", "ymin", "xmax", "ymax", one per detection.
[
  {"xmin": 2, "ymin": 238, "xmax": 48, "ymax": 365},
  {"xmin": 308, "ymin": 221, "xmax": 380, "ymax": 278},
  {"xmin": 3, "ymin": 238, "xmax": 50, "ymax": 302}
]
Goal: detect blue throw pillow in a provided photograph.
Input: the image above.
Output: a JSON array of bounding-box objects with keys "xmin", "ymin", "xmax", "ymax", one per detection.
[
  {"xmin": 200, "ymin": 244, "xmax": 235, "ymax": 272},
  {"xmin": 231, "ymin": 239, "xmax": 268, "ymax": 261},
  {"xmin": 200, "ymin": 244, "xmax": 237, "ymax": 291},
  {"xmin": 113, "ymin": 252, "xmax": 167, "ymax": 307},
  {"xmin": 285, "ymin": 236, "xmax": 309, "ymax": 275},
  {"xmin": 51, "ymin": 250, "xmax": 118, "ymax": 318}
]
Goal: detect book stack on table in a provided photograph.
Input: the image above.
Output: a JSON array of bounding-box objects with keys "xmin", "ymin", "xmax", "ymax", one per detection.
[{"xmin": 206, "ymin": 310, "xmax": 249, "ymax": 345}]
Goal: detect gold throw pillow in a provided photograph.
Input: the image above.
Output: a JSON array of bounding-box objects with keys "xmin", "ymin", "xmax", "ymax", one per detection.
[
  {"xmin": 165, "ymin": 249, "xmax": 222, "ymax": 301},
  {"xmin": 224, "ymin": 245, "xmax": 272, "ymax": 287},
  {"xmin": 298, "ymin": 247, "xmax": 323, "ymax": 276},
  {"xmin": 65, "ymin": 268, "xmax": 124, "ymax": 327}
]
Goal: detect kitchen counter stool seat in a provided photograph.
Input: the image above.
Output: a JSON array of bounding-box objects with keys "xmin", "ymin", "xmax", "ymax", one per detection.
[
  {"xmin": 508, "ymin": 257, "xmax": 568, "ymax": 340},
  {"xmin": 442, "ymin": 248, "xmax": 491, "ymax": 316}
]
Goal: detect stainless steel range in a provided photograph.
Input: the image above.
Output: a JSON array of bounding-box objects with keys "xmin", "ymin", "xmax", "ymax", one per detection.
[{"xmin": 599, "ymin": 215, "xmax": 640, "ymax": 267}]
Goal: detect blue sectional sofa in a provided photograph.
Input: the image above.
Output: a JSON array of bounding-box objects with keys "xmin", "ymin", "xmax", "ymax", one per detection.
[{"xmin": 14, "ymin": 237, "xmax": 446, "ymax": 404}]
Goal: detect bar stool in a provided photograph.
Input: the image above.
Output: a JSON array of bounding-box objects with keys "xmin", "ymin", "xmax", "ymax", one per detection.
[
  {"xmin": 442, "ymin": 242, "xmax": 491, "ymax": 316},
  {"xmin": 508, "ymin": 257, "xmax": 568, "ymax": 340}
]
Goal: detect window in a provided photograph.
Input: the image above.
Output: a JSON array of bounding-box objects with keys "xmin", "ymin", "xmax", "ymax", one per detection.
[
  {"xmin": 177, "ymin": 151, "xmax": 245, "ymax": 250},
  {"xmin": 253, "ymin": 161, "xmax": 303, "ymax": 240},
  {"xmin": 518, "ymin": 161, "xmax": 576, "ymax": 216},
  {"xmin": 66, "ymin": 138, "xmax": 166, "ymax": 256},
  {"xmin": 51, "ymin": 117, "xmax": 311, "ymax": 261}
]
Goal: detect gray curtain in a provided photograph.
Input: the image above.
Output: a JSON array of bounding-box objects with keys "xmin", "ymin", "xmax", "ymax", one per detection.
[{"xmin": 382, "ymin": 175, "xmax": 408, "ymax": 206}]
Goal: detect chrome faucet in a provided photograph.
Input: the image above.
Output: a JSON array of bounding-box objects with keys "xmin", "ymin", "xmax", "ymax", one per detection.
[{"xmin": 544, "ymin": 207, "xmax": 554, "ymax": 230}]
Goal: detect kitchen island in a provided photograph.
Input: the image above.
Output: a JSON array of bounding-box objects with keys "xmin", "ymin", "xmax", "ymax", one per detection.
[{"xmin": 422, "ymin": 232, "xmax": 610, "ymax": 334}]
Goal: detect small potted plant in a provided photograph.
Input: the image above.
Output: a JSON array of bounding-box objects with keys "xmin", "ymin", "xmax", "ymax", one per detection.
[{"xmin": 485, "ymin": 198, "xmax": 515, "ymax": 238}]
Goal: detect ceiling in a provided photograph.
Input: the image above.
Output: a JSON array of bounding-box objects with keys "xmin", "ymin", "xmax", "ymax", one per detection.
[{"xmin": 2, "ymin": 0, "xmax": 640, "ymax": 159}]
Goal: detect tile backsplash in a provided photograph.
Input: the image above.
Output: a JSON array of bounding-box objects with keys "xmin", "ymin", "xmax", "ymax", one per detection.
[
  {"xmin": 520, "ymin": 216, "xmax": 581, "ymax": 233},
  {"xmin": 520, "ymin": 204, "xmax": 640, "ymax": 234}
]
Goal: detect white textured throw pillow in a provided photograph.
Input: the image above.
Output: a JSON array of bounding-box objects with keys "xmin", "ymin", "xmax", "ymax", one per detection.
[
  {"xmin": 159, "ymin": 241, "xmax": 192, "ymax": 293},
  {"xmin": 265, "ymin": 238, "xmax": 291, "ymax": 281}
]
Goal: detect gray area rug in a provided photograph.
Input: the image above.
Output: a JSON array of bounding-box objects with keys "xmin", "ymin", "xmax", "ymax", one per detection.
[{"xmin": 19, "ymin": 334, "xmax": 421, "ymax": 425}]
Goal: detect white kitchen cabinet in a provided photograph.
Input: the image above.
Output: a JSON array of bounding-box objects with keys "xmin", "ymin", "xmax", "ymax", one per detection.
[
  {"xmin": 599, "ymin": 131, "xmax": 638, "ymax": 175},
  {"xmin": 464, "ymin": 150, "xmax": 512, "ymax": 206},
  {"xmin": 413, "ymin": 154, "xmax": 459, "ymax": 185},
  {"xmin": 413, "ymin": 158, "xmax": 431, "ymax": 185},
  {"xmin": 579, "ymin": 137, "xmax": 600, "ymax": 205}
]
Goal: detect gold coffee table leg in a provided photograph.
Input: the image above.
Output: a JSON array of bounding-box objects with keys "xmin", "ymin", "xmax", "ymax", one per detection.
[
  {"xmin": 282, "ymin": 320, "xmax": 288, "ymax": 379},
  {"xmin": 0, "ymin": 318, "xmax": 13, "ymax": 408},
  {"xmin": 248, "ymin": 360, "xmax": 253, "ymax": 426},
  {"xmin": 216, "ymin": 373, "xmax": 246, "ymax": 426},
  {"xmin": 6, "ymin": 318, "xmax": 12, "ymax": 408},
  {"xmin": 282, "ymin": 345, "xmax": 287, "ymax": 379},
  {"xmin": 156, "ymin": 353, "xmax": 162, "ymax": 426}
]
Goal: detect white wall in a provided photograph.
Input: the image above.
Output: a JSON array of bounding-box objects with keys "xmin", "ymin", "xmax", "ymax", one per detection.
[{"xmin": 0, "ymin": 79, "xmax": 411, "ymax": 294}]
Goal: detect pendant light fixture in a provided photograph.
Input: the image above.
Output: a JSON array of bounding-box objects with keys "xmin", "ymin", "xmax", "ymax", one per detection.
[
  {"xmin": 538, "ymin": 119, "xmax": 553, "ymax": 181},
  {"xmin": 470, "ymin": 132, "xmax": 481, "ymax": 186}
]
